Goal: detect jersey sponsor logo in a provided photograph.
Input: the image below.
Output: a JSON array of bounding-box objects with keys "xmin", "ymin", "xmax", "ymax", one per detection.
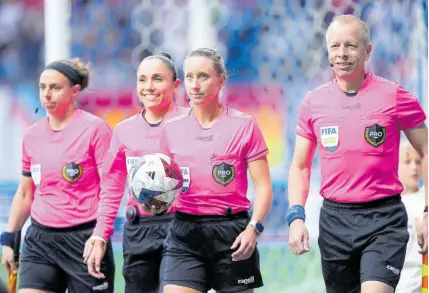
[
  {"xmin": 196, "ymin": 135, "xmax": 213, "ymax": 142},
  {"xmin": 365, "ymin": 124, "xmax": 386, "ymax": 147},
  {"xmin": 212, "ymin": 162, "xmax": 235, "ymax": 186},
  {"xmin": 238, "ymin": 276, "xmax": 255, "ymax": 285},
  {"xmin": 320, "ymin": 126, "xmax": 339, "ymax": 152},
  {"xmin": 62, "ymin": 162, "xmax": 83, "ymax": 183},
  {"xmin": 30, "ymin": 164, "xmax": 41, "ymax": 187},
  {"xmin": 180, "ymin": 167, "xmax": 190, "ymax": 192},
  {"xmin": 126, "ymin": 156, "xmax": 140, "ymax": 174},
  {"xmin": 342, "ymin": 103, "xmax": 361, "ymax": 110}
]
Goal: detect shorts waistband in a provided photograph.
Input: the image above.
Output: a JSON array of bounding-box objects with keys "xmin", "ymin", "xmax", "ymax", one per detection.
[
  {"xmin": 131, "ymin": 212, "xmax": 174, "ymax": 225},
  {"xmin": 31, "ymin": 218, "xmax": 96, "ymax": 232},
  {"xmin": 175, "ymin": 211, "xmax": 249, "ymax": 222},
  {"xmin": 323, "ymin": 194, "xmax": 401, "ymax": 210},
  {"xmin": 126, "ymin": 206, "xmax": 174, "ymax": 224}
]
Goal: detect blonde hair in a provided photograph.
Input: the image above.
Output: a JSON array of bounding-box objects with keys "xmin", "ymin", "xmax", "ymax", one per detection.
[
  {"xmin": 326, "ymin": 14, "xmax": 371, "ymax": 46},
  {"xmin": 399, "ymin": 140, "xmax": 419, "ymax": 159}
]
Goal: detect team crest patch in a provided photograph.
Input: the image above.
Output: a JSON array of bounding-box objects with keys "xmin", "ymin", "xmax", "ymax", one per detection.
[
  {"xmin": 320, "ymin": 126, "xmax": 339, "ymax": 152},
  {"xmin": 180, "ymin": 167, "xmax": 190, "ymax": 192},
  {"xmin": 212, "ymin": 162, "xmax": 235, "ymax": 186},
  {"xmin": 365, "ymin": 124, "xmax": 386, "ymax": 147},
  {"xmin": 62, "ymin": 162, "xmax": 83, "ymax": 183}
]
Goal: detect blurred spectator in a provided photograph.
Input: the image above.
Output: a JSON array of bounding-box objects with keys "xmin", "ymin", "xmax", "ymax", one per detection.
[{"xmin": 397, "ymin": 140, "xmax": 425, "ymax": 293}]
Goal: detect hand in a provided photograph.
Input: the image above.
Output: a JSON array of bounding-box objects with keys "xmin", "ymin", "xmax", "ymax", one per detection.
[
  {"xmin": 142, "ymin": 202, "xmax": 171, "ymax": 215},
  {"xmin": 231, "ymin": 226, "xmax": 257, "ymax": 262},
  {"xmin": 82, "ymin": 237, "xmax": 94, "ymax": 264},
  {"xmin": 415, "ymin": 213, "xmax": 428, "ymax": 255},
  {"xmin": 84, "ymin": 239, "xmax": 106, "ymax": 279},
  {"xmin": 288, "ymin": 219, "xmax": 310, "ymax": 255},
  {"xmin": 1, "ymin": 246, "xmax": 19, "ymax": 276}
]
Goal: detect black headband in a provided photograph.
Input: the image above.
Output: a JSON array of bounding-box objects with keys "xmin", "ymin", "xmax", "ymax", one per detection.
[{"xmin": 45, "ymin": 61, "xmax": 83, "ymax": 86}]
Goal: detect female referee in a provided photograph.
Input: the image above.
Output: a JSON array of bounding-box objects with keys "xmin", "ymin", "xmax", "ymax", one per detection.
[
  {"xmin": 0, "ymin": 58, "xmax": 115, "ymax": 293},
  {"xmin": 159, "ymin": 48, "xmax": 273, "ymax": 293},
  {"xmin": 85, "ymin": 52, "xmax": 188, "ymax": 293}
]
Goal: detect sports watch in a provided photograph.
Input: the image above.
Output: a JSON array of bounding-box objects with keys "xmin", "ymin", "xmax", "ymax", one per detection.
[{"xmin": 248, "ymin": 220, "xmax": 264, "ymax": 234}]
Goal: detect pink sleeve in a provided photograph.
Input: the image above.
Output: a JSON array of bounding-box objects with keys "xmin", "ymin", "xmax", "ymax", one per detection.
[
  {"xmin": 296, "ymin": 94, "xmax": 316, "ymax": 141},
  {"xmin": 22, "ymin": 134, "xmax": 31, "ymax": 175},
  {"xmin": 396, "ymin": 86, "xmax": 427, "ymax": 130},
  {"xmin": 243, "ymin": 118, "xmax": 269, "ymax": 162},
  {"xmin": 93, "ymin": 129, "xmax": 127, "ymax": 241},
  {"xmin": 91, "ymin": 122, "xmax": 113, "ymax": 169},
  {"xmin": 159, "ymin": 125, "xmax": 172, "ymax": 158}
]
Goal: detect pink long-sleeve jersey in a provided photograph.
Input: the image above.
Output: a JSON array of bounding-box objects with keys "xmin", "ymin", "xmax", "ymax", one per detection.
[{"xmin": 93, "ymin": 105, "xmax": 188, "ymax": 240}]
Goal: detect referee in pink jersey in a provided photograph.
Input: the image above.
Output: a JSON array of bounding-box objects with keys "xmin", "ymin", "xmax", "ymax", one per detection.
[
  {"xmin": 287, "ymin": 15, "xmax": 428, "ymax": 293},
  {"xmin": 0, "ymin": 58, "xmax": 115, "ymax": 293},
  {"xmin": 84, "ymin": 52, "xmax": 188, "ymax": 293},
  {"xmin": 159, "ymin": 48, "xmax": 273, "ymax": 293}
]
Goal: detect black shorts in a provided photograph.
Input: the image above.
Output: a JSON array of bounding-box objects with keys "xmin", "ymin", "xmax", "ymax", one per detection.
[
  {"xmin": 318, "ymin": 195, "xmax": 409, "ymax": 293},
  {"xmin": 122, "ymin": 213, "xmax": 173, "ymax": 293},
  {"xmin": 19, "ymin": 219, "xmax": 115, "ymax": 293},
  {"xmin": 163, "ymin": 211, "xmax": 263, "ymax": 293}
]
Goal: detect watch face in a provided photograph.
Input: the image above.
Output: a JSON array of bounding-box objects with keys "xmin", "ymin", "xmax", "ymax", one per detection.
[{"xmin": 256, "ymin": 222, "xmax": 264, "ymax": 233}]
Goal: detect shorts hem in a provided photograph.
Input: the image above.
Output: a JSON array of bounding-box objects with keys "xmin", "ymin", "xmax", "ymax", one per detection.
[
  {"xmin": 163, "ymin": 280, "xmax": 207, "ymax": 293},
  {"xmin": 361, "ymin": 276, "xmax": 396, "ymax": 288},
  {"xmin": 19, "ymin": 284, "xmax": 59, "ymax": 292}
]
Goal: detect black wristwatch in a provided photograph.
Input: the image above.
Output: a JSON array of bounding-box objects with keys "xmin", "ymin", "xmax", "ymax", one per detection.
[
  {"xmin": 424, "ymin": 205, "xmax": 428, "ymax": 213},
  {"xmin": 248, "ymin": 220, "xmax": 264, "ymax": 234}
]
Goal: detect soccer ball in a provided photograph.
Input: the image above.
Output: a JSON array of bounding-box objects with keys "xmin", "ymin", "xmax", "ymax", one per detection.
[{"xmin": 127, "ymin": 153, "xmax": 183, "ymax": 209}]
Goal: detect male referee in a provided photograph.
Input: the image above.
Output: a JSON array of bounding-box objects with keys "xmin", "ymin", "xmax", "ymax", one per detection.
[{"xmin": 287, "ymin": 15, "xmax": 428, "ymax": 293}]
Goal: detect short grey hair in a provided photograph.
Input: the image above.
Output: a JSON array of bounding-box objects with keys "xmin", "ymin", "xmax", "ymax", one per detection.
[{"xmin": 326, "ymin": 15, "xmax": 371, "ymax": 46}]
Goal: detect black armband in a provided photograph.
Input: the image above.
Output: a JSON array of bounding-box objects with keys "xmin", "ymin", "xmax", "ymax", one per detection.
[{"xmin": 22, "ymin": 171, "xmax": 31, "ymax": 177}]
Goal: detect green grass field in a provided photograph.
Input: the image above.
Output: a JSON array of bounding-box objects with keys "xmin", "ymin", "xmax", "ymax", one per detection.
[{"xmin": 1, "ymin": 246, "xmax": 325, "ymax": 292}]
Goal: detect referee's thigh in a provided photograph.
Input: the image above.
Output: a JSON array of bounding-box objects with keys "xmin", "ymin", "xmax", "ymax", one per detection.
[{"xmin": 318, "ymin": 206, "xmax": 360, "ymax": 293}]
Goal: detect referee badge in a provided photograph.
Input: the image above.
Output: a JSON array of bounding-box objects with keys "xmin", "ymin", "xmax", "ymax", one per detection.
[
  {"xmin": 62, "ymin": 162, "xmax": 83, "ymax": 183},
  {"xmin": 212, "ymin": 162, "xmax": 235, "ymax": 186},
  {"xmin": 320, "ymin": 126, "xmax": 339, "ymax": 152},
  {"xmin": 365, "ymin": 124, "xmax": 386, "ymax": 147}
]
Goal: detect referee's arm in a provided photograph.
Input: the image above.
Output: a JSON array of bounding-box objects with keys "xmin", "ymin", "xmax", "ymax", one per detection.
[
  {"xmin": 288, "ymin": 135, "xmax": 317, "ymax": 207},
  {"xmin": 6, "ymin": 176, "xmax": 35, "ymax": 233}
]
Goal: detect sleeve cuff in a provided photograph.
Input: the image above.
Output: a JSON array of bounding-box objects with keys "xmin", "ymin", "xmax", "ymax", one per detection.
[
  {"xmin": 90, "ymin": 235, "xmax": 107, "ymax": 243},
  {"xmin": 22, "ymin": 171, "xmax": 31, "ymax": 177},
  {"xmin": 92, "ymin": 226, "xmax": 110, "ymax": 243},
  {"xmin": 400, "ymin": 116, "xmax": 426, "ymax": 131},
  {"xmin": 247, "ymin": 148, "xmax": 269, "ymax": 162}
]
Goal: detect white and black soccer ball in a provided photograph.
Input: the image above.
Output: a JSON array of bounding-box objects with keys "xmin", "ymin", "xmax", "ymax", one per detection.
[{"xmin": 127, "ymin": 153, "xmax": 183, "ymax": 209}]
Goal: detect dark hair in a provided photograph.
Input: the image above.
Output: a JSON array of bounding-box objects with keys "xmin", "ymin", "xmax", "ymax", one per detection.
[
  {"xmin": 141, "ymin": 51, "xmax": 178, "ymax": 81},
  {"xmin": 52, "ymin": 58, "xmax": 90, "ymax": 90},
  {"xmin": 186, "ymin": 48, "xmax": 227, "ymax": 77}
]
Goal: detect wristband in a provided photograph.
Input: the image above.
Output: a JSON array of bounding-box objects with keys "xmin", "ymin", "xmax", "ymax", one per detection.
[
  {"xmin": 0, "ymin": 231, "xmax": 21, "ymax": 249},
  {"xmin": 286, "ymin": 205, "xmax": 306, "ymax": 226}
]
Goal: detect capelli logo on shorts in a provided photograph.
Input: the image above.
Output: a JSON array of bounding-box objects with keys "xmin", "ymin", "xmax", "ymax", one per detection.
[
  {"xmin": 93, "ymin": 282, "xmax": 109, "ymax": 291},
  {"xmin": 238, "ymin": 276, "xmax": 255, "ymax": 285},
  {"xmin": 386, "ymin": 265, "xmax": 400, "ymax": 275}
]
